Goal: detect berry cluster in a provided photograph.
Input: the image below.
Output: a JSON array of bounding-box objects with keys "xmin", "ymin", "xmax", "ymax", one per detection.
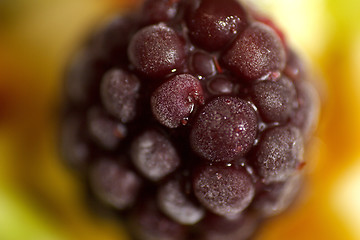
[{"xmin": 61, "ymin": 0, "xmax": 319, "ymax": 239}]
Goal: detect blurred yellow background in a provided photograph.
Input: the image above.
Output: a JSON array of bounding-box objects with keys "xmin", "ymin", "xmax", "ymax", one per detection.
[{"xmin": 0, "ymin": 0, "xmax": 360, "ymax": 239}]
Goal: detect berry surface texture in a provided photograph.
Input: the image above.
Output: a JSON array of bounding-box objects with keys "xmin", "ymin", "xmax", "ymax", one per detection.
[{"xmin": 61, "ymin": 0, "xmax": 319, "ymax": 239}]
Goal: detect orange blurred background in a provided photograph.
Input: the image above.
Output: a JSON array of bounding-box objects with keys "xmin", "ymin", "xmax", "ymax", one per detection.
[{"xmin": 1, "ymin": 0, "xmax": 360, "ymax": 239}]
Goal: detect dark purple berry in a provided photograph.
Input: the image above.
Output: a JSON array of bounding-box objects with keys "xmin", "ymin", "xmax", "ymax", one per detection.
[
  {"xmin": 222, "ymin": 22, "xmax": 286, "ymax": 81},
  {"xmin": 151, "ymin": 74, "xmax": 204, "ymax": 128},
  {"xmin": 189, "ymin": 51, "xmax": 216, "ymax": 77},
  {"xmin": 158, "ymin": 178, "xmax": 205, "ymax": 225},
  {"xmin": 62, "ymin": 1, "xmax": 320, "ymax": 238},
  {"xmin": 87, "ymin": 107, "xmax": 127, "ymax": 150},
  {"xmin": 65, "ymin": 50, "xmax": 108, "ymax": 106},
  {"xmin": 60, "ymin": 114, "xmax": 90, "ymax": 170},
  {"xmin": 89, "ymin": 158, "xmax": 142, "ymax": 210},
  {"xmin": 130, "ymin": 199, "xmax": 186, "ymax": 240},
  {"xmin": 140, "ymin": 0, "xmax": 180, "ymax": 25},
  {"xmin": 253, "ymin": 174, "xmax": 302, "ymax": 217},
  {"xmin": 198, "ymin": 212, "xmax": 258, "ymax": 240},
  {"xmin": 130, "ymin": 129, "xmax": 180, "ymax": 181},
  {"xmin": 291, "ymin": 80, "xmax": 320, "ymax": 138},
  {"xmin": 255, "ymin": 125, "xmax": 304, "ymax": 184},
  {"xmin": 186, "ymin": 0, "xmax": 248, "ymax": 51},
  {"xmin": 207, "ymin": 75, "xmax": 234, "ymax": 95},
  {"xmin": 284, "ymin": 50, "xmax": 304, "ymax": 80},
  {"xmin": 100, "ymin": 68, "xmax": 140, "ymax": 123},
  {"xmin": 92, "ymin": 15, "xmax": 137, "ymax": 64},
  {"xmin": 190, "ymin": 97, "xmax": 257, "ymax": 162},
  {"xmin": 251, "ymin": 76, "xmax": 297, "ymax": 122},
  {"xmin": 193, "ymin": 163, "xmax": 255, "ymax": 216},
  {"xmin": 253, "ymin": 14, "xmax": 287, "ymax": 48},
  {"xmin": 128, "ymin": 23, "xmax": 186, "ymax": 78}
]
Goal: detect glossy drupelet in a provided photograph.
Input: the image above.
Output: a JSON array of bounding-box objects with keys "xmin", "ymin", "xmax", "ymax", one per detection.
[{"xmin": 61, "ymin": 0, "xmax": 319, "ymax": 239}]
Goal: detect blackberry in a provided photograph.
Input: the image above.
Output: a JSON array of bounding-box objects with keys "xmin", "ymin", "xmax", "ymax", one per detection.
[
  {"xmin": 130, "ymin": 128, "xmax": 181, "ymax": 181},
  {"xmin": 89, "ymin": 157, "xmax": 142, "ymax": 210},
  {"xmin": 151, "ymin": 73, "xmax": 204, "ymax": 128},
  {"xmin": 221, "ymin": 22, "xmax": 286, "ymax": 81},
  {"xmin": 190, "ymin": 96, "xmax": 258, "ymax": 162},
  {"xmin": 157, "ymin": 177, "xmax": 205, "ymax": 225},
  {"xmin": 192, "ymin": 162, "xmax": 255, "ymax": 216},
  {"xmin": 61, "ymin": 0, "xmax": 320, "ymax": 239},
  {"xmin": 128, "ymin": 23, "xmax": 186, "ymax": 78}
]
